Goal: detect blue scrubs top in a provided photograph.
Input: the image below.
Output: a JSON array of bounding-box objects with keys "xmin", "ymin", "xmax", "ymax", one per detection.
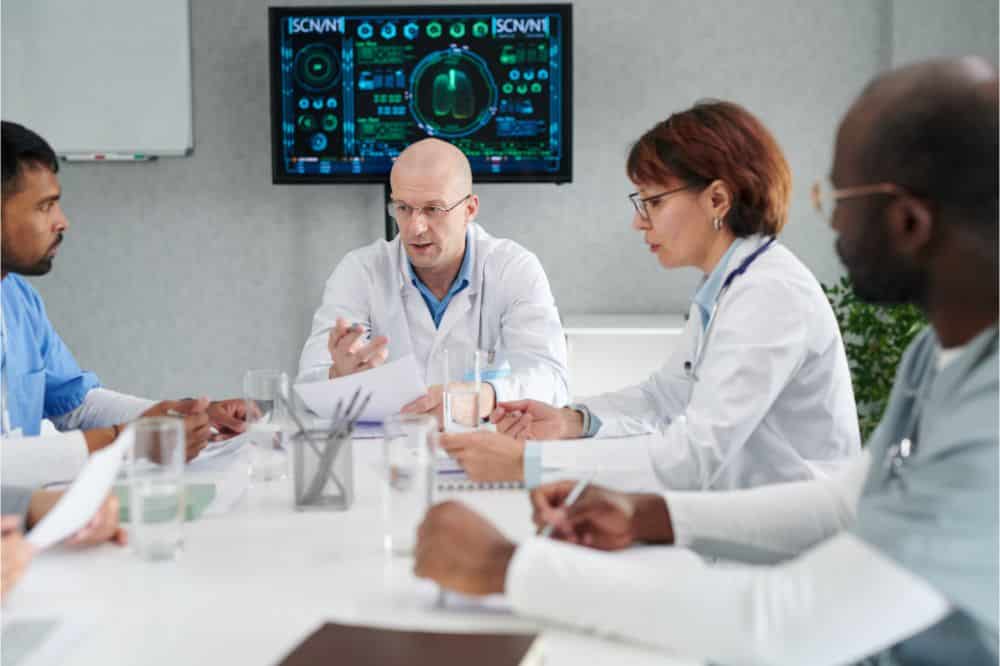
[{"xmin": 0, "ymin": 274, "xmax": 100, "ymax": 436}]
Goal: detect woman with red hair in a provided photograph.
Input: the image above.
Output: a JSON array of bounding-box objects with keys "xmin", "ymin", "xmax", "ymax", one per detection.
[{"xmin": 442, "ymin": 101, "xmax": 860, "ymax": 491}]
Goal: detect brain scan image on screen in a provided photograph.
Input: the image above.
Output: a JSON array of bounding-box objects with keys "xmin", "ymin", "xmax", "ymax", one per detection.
[{"xmin": 271, "ymin": 6, "xmax": 571, "ymax": 182}]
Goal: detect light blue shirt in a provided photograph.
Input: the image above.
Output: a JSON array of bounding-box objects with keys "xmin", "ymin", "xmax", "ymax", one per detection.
[
  {"xmin": 691, "ymin": 238, "xmax": 744, "ymax": 331},
  {"xmin": 0, "ymin": 274, "xmax": 100, "ymax": 436},
  {"xmin": 854, "ymin": 325, "xmax": 997, "ymax": 663},
  {"xmin": 407, "ymin": 230, "xmax": 473, "ymax": 328}
]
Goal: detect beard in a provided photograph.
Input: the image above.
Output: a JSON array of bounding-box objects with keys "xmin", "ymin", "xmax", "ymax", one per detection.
[
  {"xmin": 1, "ymin": 255, "xmax": 54, "ymax": 276},
  {"xmin": 836, "ymin": 233, "xmax": 927, "ymax": 307},
  {"xmin": 1, "ymin": 235, "xmax": 60, "ymax": 276}
]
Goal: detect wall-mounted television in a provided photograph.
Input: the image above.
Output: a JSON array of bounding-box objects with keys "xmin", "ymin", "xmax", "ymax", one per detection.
[{"xmin": 269, "ymin": 4, "xmax": 572, "ymax": 184}]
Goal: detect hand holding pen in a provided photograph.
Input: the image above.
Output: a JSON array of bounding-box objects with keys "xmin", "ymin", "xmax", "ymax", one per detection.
[
  {"xmin": 529, "ymin": 479, "xmax": 675, "ymax": 550},
  {"xmin": 327, "ymin": 317, "xmax": 389, "ymax": 378}
]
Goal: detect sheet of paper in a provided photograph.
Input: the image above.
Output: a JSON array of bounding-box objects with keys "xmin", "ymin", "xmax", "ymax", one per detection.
[
  {"xmin": 294, "ymin": 354, "xmax": 427, "ymax": 421},
  {"xmin": 1, "ymin": 614, "xmax": 94, "ymax": 666},
  {"xmin": 26, "ymin": 428, "xmax": 134, "ymax": 550},
  {"xmin": 532, "ymin": 630, "xmax": 701, "ymax": 666},
  {"xmin": 192, "ymin": 429, "xmax": 252, "ymax": 463}
]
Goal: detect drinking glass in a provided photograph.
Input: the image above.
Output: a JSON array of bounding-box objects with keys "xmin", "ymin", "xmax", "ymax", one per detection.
[
  {"xmin": 381, "ymin": 414, "xmax": 437, "ymax": 555},
  {"xmin": 441, "ymin": 349, "xmax": 485, "ymax": 433},
  {"xmin": 128, "ymin": 417, "xmax": 185, "ymax": 561},
  {"xmin": 243, "ymin": 369, "xmax": 290, "ymax": 483}
]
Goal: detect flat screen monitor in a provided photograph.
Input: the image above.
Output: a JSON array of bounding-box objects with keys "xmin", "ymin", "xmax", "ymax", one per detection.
[{"xmin": 269, "ymin": 4, "xmax": 572, "ymax": 183}]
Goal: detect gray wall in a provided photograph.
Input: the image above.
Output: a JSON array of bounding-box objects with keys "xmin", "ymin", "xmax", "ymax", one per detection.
[{"xmin": 14, "ymin": 0, "xmax": 998, "ymax": 399}]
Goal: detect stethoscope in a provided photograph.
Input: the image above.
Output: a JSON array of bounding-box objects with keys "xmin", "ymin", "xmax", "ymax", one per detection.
[
  {"xmin": 880, "ymin": 344, "xmax": 944, "ymax": 488},
  {"xmin": 683, "ymin": 237, "xmax": 776, "ymax": 381}
]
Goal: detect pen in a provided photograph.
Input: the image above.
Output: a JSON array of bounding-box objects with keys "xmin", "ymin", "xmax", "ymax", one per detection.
[{"xmin": 538, "ymin": 477, "xmax": 590, "ymax": 538}]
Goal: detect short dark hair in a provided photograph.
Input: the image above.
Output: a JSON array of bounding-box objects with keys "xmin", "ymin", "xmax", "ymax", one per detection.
[
  {"xmin": 2, "ymin": 121, "xmax": 59, "ymax": 198},
  {"xmin": 626, "ymin": 100, "xmax": 792, "ymax": 237},
  {"xmin": 863, "ymin": 77, "xmax": 998, "ymax": 235}
]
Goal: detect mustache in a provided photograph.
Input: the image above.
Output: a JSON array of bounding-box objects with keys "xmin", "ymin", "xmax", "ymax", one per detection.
[{"xmin": 50, "ymin": 233, "xmax": 64, "ymax": 250}]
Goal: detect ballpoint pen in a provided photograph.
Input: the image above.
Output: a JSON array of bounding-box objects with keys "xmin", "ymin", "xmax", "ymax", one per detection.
[{"xmin": 538, "ymin": 477, "xmax": 591, "ymax": 538}]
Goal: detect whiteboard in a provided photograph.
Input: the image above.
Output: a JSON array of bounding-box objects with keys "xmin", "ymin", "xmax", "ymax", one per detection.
[{"xmin": 1, "ymin": 0, "xmax": 193, "ymax": 157}]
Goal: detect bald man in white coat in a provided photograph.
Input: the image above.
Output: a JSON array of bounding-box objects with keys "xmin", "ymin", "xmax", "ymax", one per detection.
[{"xmin": 298, "ymin": 139, "xmax": 569, "ymax": 458}]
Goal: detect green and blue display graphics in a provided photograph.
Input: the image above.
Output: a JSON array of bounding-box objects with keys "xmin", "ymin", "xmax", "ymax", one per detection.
[{"xmin": 269, "ymin": 5, "xmax": 572, "ymax": 183}]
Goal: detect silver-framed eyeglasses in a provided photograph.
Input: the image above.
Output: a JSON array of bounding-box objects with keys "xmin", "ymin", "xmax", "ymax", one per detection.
[
  {"xmin": 628, "ymin": 185, "xmax": 696, "ymax": 220},
  {"xmin": 387, "ymin": 194, "xmax": 471, "ymax": 221},
  {"xmin": 810, "ymin": 179, "xmax": 910, "ymax": 220}
]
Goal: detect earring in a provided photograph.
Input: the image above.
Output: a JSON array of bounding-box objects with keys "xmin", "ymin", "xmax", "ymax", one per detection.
[{"xmin": 713, "ymin": 217, "xmax": 723, "ymax": 231}]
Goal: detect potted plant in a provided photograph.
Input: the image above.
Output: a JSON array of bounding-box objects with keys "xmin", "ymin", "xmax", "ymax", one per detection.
[{"xmin": 823, "ymin": 276, "xmax": 926, "ymax": 442}]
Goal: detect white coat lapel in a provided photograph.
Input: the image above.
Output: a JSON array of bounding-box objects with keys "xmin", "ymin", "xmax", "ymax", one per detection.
[
  {"xmin": 434, "ymin": 289, "xmax": 474, "ymax": 350},
  {"xmin": 385, "ymin": 239, "xmax": 417, "ymax": 361}
]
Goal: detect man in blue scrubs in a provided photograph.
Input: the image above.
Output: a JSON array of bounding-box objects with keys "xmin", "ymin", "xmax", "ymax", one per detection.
[{"xmin": 1, "ymin": 121, "xmax": 244, "ymax": 462}]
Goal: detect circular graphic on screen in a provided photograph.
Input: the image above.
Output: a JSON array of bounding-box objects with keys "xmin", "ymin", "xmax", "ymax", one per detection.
[
  {"xmin": 293, "ymin": 44, "xmax": 341, "ymax": 93},
  {"xmin": 409, "ymin": 48, "xmax": 497, "ymax": 139}
]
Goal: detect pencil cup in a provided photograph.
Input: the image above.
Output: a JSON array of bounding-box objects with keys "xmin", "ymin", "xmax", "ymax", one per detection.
[{"xmin": 291, "ymin": 428, "xmax": 354, "ymax": 511}]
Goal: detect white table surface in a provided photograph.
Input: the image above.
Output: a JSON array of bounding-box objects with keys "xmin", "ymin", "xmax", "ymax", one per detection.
[{"xmin": 4, "ymin": 439, "xmax": 701, "ymax": 666}]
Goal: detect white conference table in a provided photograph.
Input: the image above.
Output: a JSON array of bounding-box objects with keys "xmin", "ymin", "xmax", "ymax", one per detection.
[{"xmin": 4, "ymin": 438, "xmax": 701, "ymax": 666}]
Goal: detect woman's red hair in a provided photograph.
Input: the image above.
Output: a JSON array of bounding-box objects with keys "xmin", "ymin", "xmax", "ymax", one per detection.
[{"xmin": 626, "ymin": 100, "xmax": 791, "ymax": 236}]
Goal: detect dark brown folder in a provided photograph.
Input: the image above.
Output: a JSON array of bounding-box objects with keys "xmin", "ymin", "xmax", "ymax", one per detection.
[{"xmin": 278, "ymin": 622, "xmax": 537, "ymax": 666}]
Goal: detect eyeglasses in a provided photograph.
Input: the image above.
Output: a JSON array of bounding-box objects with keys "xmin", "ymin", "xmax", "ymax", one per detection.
[
  {"xmin": 387, "ymin": 194, "xmax": 471, "ymax": 221},
  {"xmin": 810, "ymin": 180, "xmax": 910, "ymax": 218},
  {"xmin": 628, "ymin": 185, "xmax": 696, "ymax": 221}
]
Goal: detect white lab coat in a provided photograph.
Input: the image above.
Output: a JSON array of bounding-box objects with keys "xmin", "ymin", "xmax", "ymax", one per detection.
[
  {"xmin": 584, "ymin": 235, "xmax": 861, "ymax": 490},
  {"xmin": 297, "ymin": 223, "xmax": 570, "ymax": 405}
]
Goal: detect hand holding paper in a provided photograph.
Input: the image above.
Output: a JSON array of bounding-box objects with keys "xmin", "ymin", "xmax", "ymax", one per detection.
[
  {"xmin": 294, "ymin": 354, "xmax": 426, "ymax": 421},
  {"xmin": 27, "ymin": 428, "xmax": 134, "ymax": 550}
]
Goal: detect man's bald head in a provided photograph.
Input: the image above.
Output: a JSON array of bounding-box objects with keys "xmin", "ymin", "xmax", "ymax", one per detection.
[
  {"xmin": 842, "ymin": 56, "xmax": 998, "ymax": 232},
  {"xmin": 389, "ymin": 138, "xmax": 479, "ymax": 277},
  {"xmin": 391, "ymin": 138, "xmax": 473, "ymax": 199}
]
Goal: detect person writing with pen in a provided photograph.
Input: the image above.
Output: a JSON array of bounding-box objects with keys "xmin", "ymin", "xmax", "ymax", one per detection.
[
  {"xmin": 415, "ymin": 57, "xmax": 999, "ymax": 665},
  {"xmin": 441, "ymin": 100, "xmax": 860, "ymax": 489}
]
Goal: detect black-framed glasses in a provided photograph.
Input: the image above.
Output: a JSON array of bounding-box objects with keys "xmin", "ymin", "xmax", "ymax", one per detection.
[
  {"xmin": 628, "ymin": 185, "xmax": 696, "ymax": 220},
  {"xmin": 387, "ymin": 194, "xmax": 471, "ymax": 221}
]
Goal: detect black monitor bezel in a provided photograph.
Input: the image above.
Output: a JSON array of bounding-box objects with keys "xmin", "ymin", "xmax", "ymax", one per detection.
[{"xmin": 268, "ymin": 4, "xmax": 573, "ymax": 185}]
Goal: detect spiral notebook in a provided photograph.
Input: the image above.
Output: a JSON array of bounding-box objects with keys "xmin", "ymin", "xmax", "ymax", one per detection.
[{"xmin": 436, "ymin": 456, "xmax": 525, "ymax": 491}]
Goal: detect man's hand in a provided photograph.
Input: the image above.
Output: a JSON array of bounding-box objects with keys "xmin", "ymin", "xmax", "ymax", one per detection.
[
  {"xmin": 530, "ymin": 481, "xmax": 673, "ymax": 550},
  {"xmin": 439, "ymin": 431, "xmax": 525, "ymax": 482},
  {"xmin": 1, "ymin": 516, "xmax": 35, "ymax": 600},
  {"xmin": 414, "ymin": 501, "xmax": 516, "ymax": 596},
  {"xmin": 25, "ymin": 491, "xmax": 128, "ymax": 547},
  {"xmin": 490, "ymin": 400, "xmax": 583, "ymax": 440},
  {"xmin": 206, "ymin": 398, "xmax": 251, "ymax": 440},
  {"xmin": 140, "ymin": 398, "xmax": 212, "ymax": 461},
  {"xmin": 402, "ymin": 383, "xmax": 496, "ymax": 430},
  {"xmin": 328, "ymin": 317, "xmax": 389, "ymax": 378}
]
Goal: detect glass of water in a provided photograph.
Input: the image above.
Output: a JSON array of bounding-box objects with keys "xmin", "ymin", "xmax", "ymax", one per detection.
[
  {"xmin": 441, "ymin": 349, "xmax": 485, "ymax": 433},
  {"xmin": 243, "ymin": 369, "xmax": 290, "ymax": 483},
  {"xmin": 382, "ymin": 413, "xmax": 438, "ymax": 556},
  {"xmin": 129, "ymin": 417, "xmax": 185, "ymax": 561}
]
